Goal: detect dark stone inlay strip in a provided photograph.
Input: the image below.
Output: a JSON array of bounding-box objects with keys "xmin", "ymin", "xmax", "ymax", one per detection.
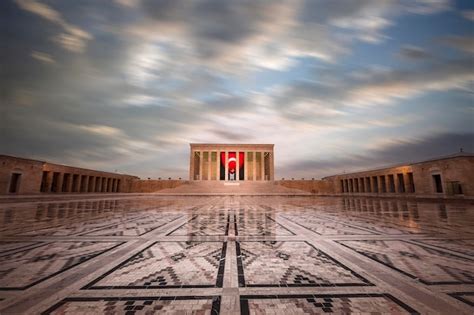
[
  {"xmin": 239, "ymin": 293, "xmax": 419, "ymax": 315},
  {"xmin": 40, "ymin": 295, "xmax": 221, "ymax": 315}
]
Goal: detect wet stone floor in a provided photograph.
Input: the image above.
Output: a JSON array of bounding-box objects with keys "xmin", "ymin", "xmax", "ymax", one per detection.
[{"xmin": 0, "ymin": 196, "xmax": 473, "ymax": 314}]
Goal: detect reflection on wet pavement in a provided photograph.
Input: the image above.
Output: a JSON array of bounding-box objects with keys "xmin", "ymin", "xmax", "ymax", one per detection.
[{"xmin": 0, "ymin": 196, "xmax": 472, "ymax": 314}]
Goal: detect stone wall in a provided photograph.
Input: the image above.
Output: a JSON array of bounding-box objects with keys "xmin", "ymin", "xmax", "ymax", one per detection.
[
  {"xmin": 0, "ymin": 155, "xmax": 138, "ymax": 195},
  {"xmin": 0, "ymin": 156, "xmax": 44, "ymax": 194},
  {"xmin": 41, "ymin": 162, "xmax": 138, "ymax": 194},
  {"xmin": 130, "ymin": 180, "xmax": 188, "ymax": 193},
  {"xmin": 276, "ymin": 180, "xmax": 335, "ymax": 194},
  {"xmin": 324, "ymin": 154, "xmax": 474, "ymax": 198}
]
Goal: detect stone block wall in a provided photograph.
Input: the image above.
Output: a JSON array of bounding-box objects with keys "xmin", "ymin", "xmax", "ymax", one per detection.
[
  {"xmin": 276, "ymin": 180, "xmax": 335, "ymax": 194},
  {"xmin": 130, "ymin": 180, "xmax": 187, "ymax": 193},
  {"xmin": 0, "ymin": 155, "xmax": 138, "ymax": 195},
  {"xmin": 0, "ymin": 156, "xmax": 44, "ymax": 194},
  {"xmin": 324, "ymin": 154, "xmax": 474, "ymax": 198}
]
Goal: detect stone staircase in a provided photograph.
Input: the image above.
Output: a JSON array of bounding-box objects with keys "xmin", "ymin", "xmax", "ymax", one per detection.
[{"xmin": 154, "ymin": 181, "xmax": 311, "ymax": 195}]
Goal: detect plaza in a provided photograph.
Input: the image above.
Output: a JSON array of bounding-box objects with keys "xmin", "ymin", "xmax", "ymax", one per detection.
[{"xmin": 0, "ymin": 195, "xmax": 473, "ymax": 314}]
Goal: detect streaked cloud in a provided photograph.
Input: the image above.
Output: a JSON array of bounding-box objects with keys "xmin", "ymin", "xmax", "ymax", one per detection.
[
  {"xmin": 15, "ymin": 0, "xmax": 92, "ymax": 53},
  {"xmin": 440, "ymin": 35, "xmax": 474, "ymax": 54},
  {"xmin": 30, "ymin": 51, "xmax": 55, "ymax": 64},
  {"xmin": 1, "ymin": 0, "xmax": 472, "ymax": 178}
]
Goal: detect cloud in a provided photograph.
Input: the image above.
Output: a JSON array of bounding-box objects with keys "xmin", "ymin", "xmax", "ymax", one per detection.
[
  {"xmin": 15, "ymin": 0, "xmax": 92, "ymax": 53},
  {"xmin": 279, "ymin": 133, "xmax": 474, "ymax": 178},
  {"xmin": 124, "ymin": 0, "xmax": 451, "ymax": 72},
  {"xmin": 398, "ymin": 45, "xmax": 432, "ymax": 60},
  {"xmin": 1, "ymin": 0, "xmax": 469, "ymax": 179},
  {"xmin": 271, "ymin": 58, "xmax": 474, "ymax": 118},
  {"xmin": 31, "ymin": 51, "xmax": 55, "ymax": 64},
  {"xmin": 461, "ymin": 10, "xmax": 474, "ymax": 21},
  {"xmin": 440, "ymin": 35, "xmax": 474, "ymax": 54}
]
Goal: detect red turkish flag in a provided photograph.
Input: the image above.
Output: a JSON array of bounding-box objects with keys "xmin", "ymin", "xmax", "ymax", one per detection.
[{"xmin": 220, "ymin": 152, "xmax": 244, "ymax": 173}]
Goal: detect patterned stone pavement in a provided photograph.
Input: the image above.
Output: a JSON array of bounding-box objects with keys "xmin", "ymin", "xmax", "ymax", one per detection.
[{"xmin": 0, "ymin": 195, "xmax": 473, "ymax": 314}]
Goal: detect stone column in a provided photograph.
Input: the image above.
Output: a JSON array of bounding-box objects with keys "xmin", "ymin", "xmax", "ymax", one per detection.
[
  {"xmin": 269, "ymin": 151, "xmax": 274, "ymax": 180},
  {"xmin": 199, "ymin": 151, "xmax": 203, "ymax": 181},
  {"xmin": 260, "ymin": 152, "xmax": 265, "ymax": 181},
  {"xmin": 207, "ymin": 152, "xmax": 210, "ymax": 181},
  {"xmin": 236, "ymin": 151, "xmax": 240, "ymax": 181},
  {"xmin": 253, "ymin": 152, "xmax": 256, "ymax": 181},
  {"xmin": 217, "ymin": 151, "xmax": 221, "ymax": 181},
  {"xmin": 89, "ymin": 176, "xmax": 95, "ymax": 192},
  {"xmin": 244, "ymin": 152, "xmax": 247, "ymax": 180},
  {"xmin": 225, "ymin": 151, "xmax": 229, "ymax": 181},
  {"xmin": 189, "ymin": 148, "xmax": 193, "ymax": 181}
]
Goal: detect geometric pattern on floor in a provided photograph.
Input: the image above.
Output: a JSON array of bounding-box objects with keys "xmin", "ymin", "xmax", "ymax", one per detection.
[
  {"xmin": 0, "ymin": 241, "xmax": 123, "ymax": 290},
  {"xmin": 282, "ymin": 215, "xmax": 376, "ymax": 235},
  {"xmin": 16, "ymin": 214, "xmax": 145, "ymax": 236},
  {"xmin": 413, "ymin": 239, "xmax": 474, "ymax": 257},
  {"xmin": 316, "ymin": 215, "xmax": 430, "ymax": 235},
  {"xmin": 41, "ymin": 296, "xmax": 221, "ymax": 314},
  {"xmin": 240, "ymin": 294, "xmax": 418, "ymax": 314},
  {"xmin": 80, "ymin": 214, "xmax": 182, "ymax": 236},
  {"xmin": 0, "ymin": 241, "xmax": 41, "ymax": 255},
  {"xmin": 167, "ymin": 214, "xmax": 230, "ymax": 236},
  {"xmin": 338, "ymin": 240, "xmax": 474, "ymax": 285},
  {"xmin": 448, "ymin": 292, "xmax": 474, "ymax": 307},
  {"xmin": 1, "ymin": 196, "xmax": 473, "ymax": 314},
  {"xmin": 237, "ymin": 241, "xmax": 372, "ymax": 287},
  {"xmin": 84, "ymin": 241, "xmax": 227, "ymax": 289},
  {"xmin": 236, "ymin": 214, "xmax": 294, "ymax": 236}
]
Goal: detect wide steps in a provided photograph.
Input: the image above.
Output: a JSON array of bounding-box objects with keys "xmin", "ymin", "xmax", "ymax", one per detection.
[{"xmin": 155, "ymin": 181, "xmax": 310, "ymax": 195}]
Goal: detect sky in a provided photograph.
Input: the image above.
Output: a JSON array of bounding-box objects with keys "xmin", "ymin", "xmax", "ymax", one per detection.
[{"xmin": 1, "ymin": 0, "xmax": 473, "ymax": 179}]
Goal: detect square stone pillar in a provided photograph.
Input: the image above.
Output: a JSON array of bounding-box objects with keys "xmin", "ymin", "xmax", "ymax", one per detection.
[
  {"xmin": 89, "ymin": 176, "xmax": 95, "ymax": 192},
  {"xmin": 236, "ymin": 151, "xmax": 240, "ymax": 181},
  {"xmin": 189, "ymin": 147, "xmax": 193, "ymax": 181},
  {"xmin": 269, "ymin": 152, "xmax": 274, "ymax": 180},
  {"xmin": 225, "ymin": 151, "xmax": 229, "ymax": 181},
  {"xmin": 253, "ymin": 152, "xmax": 256, "ymax": 181},
  {"xmin": 207, "ymin": 151, "xmax": 210, "ymax": 180},
  {"xmin": 244, "ymin": 152, "xmax": 247, "ymax": 180},
  {"xmin": 260, "ymin": 152, "xmax": 264, "ymax": 181},
  {"xmin": 217, "ymin": 151, "xmax": 220, "ymax": 181},
  {"xmin": 199, "ymin": 151, "xmax": 203, "ymax": 181}
]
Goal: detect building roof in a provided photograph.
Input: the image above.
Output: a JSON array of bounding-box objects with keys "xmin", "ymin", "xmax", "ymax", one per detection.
[
  {"xmin": 323, "ymin": 152, "xmax": 473, "ymax": 179},
  {"xmin": 190, "ymin": 143, "xmax": 274, "ymax": 149}
]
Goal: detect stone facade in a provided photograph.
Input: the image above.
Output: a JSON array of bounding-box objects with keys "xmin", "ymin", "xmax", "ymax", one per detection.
[
  {"xmin": 0, "ymin": 155, "xmax": 138, "ymax": 195},
  {"xmin": 1, "ymin": 149, "xmax": 473, "ymax": 198},
  {"xmin": 130, "ymin": 180, "xmax": 187, "ymax": 193},
  {"xmin": 189, "ymin": 144, "xmax": 274, "ymax": 181},
  {"xmin": 0, "ymin": 156, "xmax": 44, "ymax": 194},
  {"xmin": 276, "ymin": 180, "xmax": 334, "ymax": 194},
  {"xmin": 323, "ymin": 153, "xmax": 474, "ymax": 198}
]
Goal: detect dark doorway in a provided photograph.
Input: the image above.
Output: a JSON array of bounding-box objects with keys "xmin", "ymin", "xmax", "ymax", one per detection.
[
  {"xmin": 433, "ymin": 174, "xmax": 443, "ymax": 193},
  {"xmin": 40, "ymin": 171, "xmax": 49, "ymax": 192},
  {"xmin": 9, "ymin": 173, "xmax": 21, "ymax": 193}
]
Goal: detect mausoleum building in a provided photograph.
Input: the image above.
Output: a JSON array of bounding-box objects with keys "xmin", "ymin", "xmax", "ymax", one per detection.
[{"xmin": 189, "ymin": 144, "xmax": 274, "ymax": 181}]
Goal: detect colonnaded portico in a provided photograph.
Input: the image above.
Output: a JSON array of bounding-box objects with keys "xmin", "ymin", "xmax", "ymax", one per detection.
[{"xmin": 189, "ymin": 144, "xmax": 274, "ymax": 181}]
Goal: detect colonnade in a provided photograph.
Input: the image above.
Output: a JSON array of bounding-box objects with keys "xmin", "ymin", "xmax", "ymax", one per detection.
[
  {"xmin": 190, "ymin": 148, "xmax": 274, "ymax": 181},
  {"xmin": 40, "ymin": 171, "xmax": 122, "ymax": 193}
]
